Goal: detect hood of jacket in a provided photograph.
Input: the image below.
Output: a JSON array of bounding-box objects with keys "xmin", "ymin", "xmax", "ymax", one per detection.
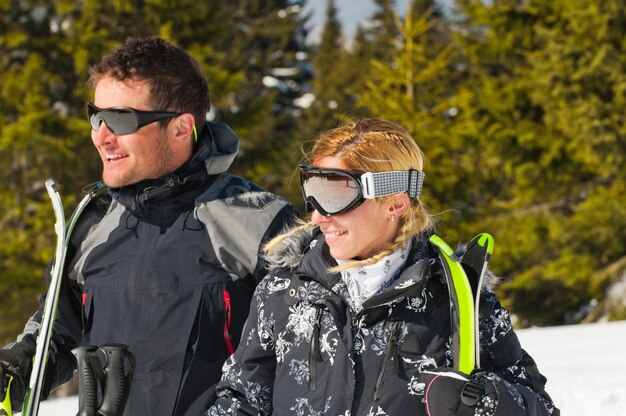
[
  {"xmin": 264, "ymin": 226, "xmax": 436, "ymax": 306},
  {"xmin": 264, "ymin": 225, "xmax": 318, "ymax": 272},
  {"xmin": 194, "ymin": 120, "xmax": 239, "ymax": 175}
]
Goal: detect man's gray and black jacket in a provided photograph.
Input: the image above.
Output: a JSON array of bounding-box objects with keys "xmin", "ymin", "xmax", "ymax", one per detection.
[
  {"xmin": 10, "ymin": 121, "xmax": 298, "ymax": 415},
  {"xmin": 208, "ymin": 227, "xmax": 559, "ymax": 415}
]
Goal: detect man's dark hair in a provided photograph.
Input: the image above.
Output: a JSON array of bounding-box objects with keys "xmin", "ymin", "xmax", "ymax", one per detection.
[{"xmin": 89, "ymin": 37, "xmax": 209, "ymax": 131}]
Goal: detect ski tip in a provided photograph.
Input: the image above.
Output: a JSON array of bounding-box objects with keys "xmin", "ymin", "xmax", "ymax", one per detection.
[
  {"xmin": 429, "ymin": 234, "xmax": 455, "ymax": 257},
  {"xmin": 475, "ymin": 233, "xmax": 495, "ymax": 256},
  {"xmin": 45, "ymin": 178, "xmax": 58, "ymax": 193}
]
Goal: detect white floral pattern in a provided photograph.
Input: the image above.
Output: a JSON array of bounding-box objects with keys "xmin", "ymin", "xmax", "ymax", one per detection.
[
  {"xmin": 408, "ymin": 375, "xmax": 427, "ymax": 398},
  {"xmin": 365, "ymin": 405, "xmax": 389, "ymax": 416},
  {"xmin": 290, "ymin": 396, "xmax": 331, "ymax": 416},
  {"xmin": 406, "ymin": 287, "xmax": 430, "ymax": 312},
  {"xmin": 289, "ymin": 358, "xmax": 310, "ymax": 384},
  {"xmin": 482, "ymin": 308, "xmax": 513, "ymax": 344},
  {"xmin": 285, "ymin": 302, "xmax": 317, "ymax": 344},
  {"xmin": 267, "ymin": 276, "xmax": 291, "ymax": 293}
]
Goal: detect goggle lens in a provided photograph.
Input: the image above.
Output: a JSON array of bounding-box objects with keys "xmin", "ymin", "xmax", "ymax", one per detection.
[
  {"xmin": 301, "ymin": 171, "xmax": 361, "ymax": 216},
  {"xmin": 298, "ymin": 164, "xmax": 425, "ymax": 217}
]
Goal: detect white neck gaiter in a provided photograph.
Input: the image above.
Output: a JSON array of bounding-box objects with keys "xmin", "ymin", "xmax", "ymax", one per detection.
[{"xmin": 337, "ymin": 242, "xmax": 411, "ymax": 312}]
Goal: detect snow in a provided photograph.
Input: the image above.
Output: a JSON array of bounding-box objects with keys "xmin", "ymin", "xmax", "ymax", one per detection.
[
  {"xmin": 516, "ymin": 320, "xmax": 626, "ymax": 415},
  {"xmin": 30, "ymin": 320, "xmax": 626, "ymax": 415}
]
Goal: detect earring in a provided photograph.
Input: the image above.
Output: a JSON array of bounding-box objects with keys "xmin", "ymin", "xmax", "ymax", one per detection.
[{"xmin": 390, "ymin": 214, "xmax": 395, "ymax": 223}]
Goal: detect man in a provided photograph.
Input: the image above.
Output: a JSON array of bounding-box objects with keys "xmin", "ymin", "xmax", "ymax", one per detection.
[{"xmin": 0, "ymin": 37, "xmax": 297, "ymax": 415}]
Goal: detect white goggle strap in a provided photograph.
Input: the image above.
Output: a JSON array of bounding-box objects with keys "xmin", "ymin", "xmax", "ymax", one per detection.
[{"xmin": 361, "ymin": 170, "xmax": 425, "ymax": 199}]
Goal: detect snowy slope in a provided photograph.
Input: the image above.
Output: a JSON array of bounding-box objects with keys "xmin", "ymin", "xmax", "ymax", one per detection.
[
  {"xmin": 517, "ymin": 320, "xmax": 626, "ymax": 416},
  {"xmin": 31, "ymin": 320, "xmax": 626, "ymax": 415}
]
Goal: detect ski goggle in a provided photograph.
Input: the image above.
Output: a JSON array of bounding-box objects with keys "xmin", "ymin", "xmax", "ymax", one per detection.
[
  {"xmin": 88, "ymin": 102, "xmax": 182, "ymax": 135},
  {"xmin": 298, "ymin": 164, "xmax": 425, "ymax": 216}
]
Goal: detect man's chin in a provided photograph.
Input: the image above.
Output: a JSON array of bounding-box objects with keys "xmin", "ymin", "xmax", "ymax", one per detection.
[{"xmin": 102, "ymin": 172, "xmax": 129, "ymax": 188}]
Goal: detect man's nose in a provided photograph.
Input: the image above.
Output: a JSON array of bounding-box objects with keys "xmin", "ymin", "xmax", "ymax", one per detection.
[{"xmin": 91, "ymin": 122, "xmax": 116, "ymax": 146}]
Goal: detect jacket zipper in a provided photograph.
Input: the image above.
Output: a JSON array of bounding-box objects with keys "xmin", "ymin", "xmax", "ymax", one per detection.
[
  {"xmin": 297, "ymin": 273, "xmax": 406, "ymax": 395},
  {"xmin": 374, "ymin": 321, "xmax": 401, "ymax": 401},
  {"xmin": 223, "ymin": 288, "xmax": 234, "ymax": 355},
  {"xmin": 309, "ymin": 306, "xmax": 323, "ymax": 390}
]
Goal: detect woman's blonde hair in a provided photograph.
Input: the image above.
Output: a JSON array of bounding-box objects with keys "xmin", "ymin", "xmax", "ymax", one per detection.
[{"xmin": 266, "ymin": 118, "xmax": 433, "ymax": 270}]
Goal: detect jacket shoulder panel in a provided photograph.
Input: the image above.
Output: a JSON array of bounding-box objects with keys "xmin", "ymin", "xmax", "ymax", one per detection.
[
  {"xmin": 195, "ymin": 174, "xmax": 296, "ymax": 280},
  {"xmin": 68, "ymin": 196, "xmax": 126, "ymax": 285}
]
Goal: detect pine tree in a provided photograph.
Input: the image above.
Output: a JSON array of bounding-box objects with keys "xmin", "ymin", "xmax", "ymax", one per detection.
[
  {"xmin": 355, "ymin": 1, "xmax": 463, "ymax": 230},
  {"xmin": 348, "ymin": 0, "xmax": 401, "ymax": 115},
  {"xmin": 300, "ymin": 0, "xmax": 354, "ymax": 137},
  {"xmin": 213, "ymin": 1, "xmax": 312, "ymax": 194},
  {"xmin": 365, "ymin": 0, "xmax": 401, "ymax": 63},
  {"xmin": 451, "ymin": 0, "xmax": 626, "ymax": 325}
]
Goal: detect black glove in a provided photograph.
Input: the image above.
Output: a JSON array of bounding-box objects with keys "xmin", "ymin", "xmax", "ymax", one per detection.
[
  {"xmin": 417, "ymin": 368, "xmax": 497, "ymax": 416},
  {"xmin": 0, "ymin": 343, "xmax": 35, "ymax": 412}
]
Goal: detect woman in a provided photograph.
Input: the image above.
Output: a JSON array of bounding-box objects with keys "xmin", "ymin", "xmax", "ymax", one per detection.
[{"xmin": 206, "ymin": 119, "xmax": 559, "ymax": 415}]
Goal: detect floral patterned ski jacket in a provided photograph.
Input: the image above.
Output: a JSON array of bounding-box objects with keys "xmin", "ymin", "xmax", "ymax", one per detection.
[{"xmin": 207, "ymin": 227, "xmax": 559, "ymax": 416}]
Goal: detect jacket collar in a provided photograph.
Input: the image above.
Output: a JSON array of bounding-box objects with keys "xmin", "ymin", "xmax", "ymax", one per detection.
[
  {"xmin": 268, "ymin": 226, "xmax": 436, "ymax": 308},
  {"xmin": 110, "ymin": 121, "xmax": 239, "ymax": 213},
  {"xmin": 266, "ymin": 225, "xmax": 501, "ymax": 309}
]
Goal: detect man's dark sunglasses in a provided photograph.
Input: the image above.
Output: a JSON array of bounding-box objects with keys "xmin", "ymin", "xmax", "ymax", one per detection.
[{"xmin": 87, "ymin": 102, "xmax": 182, "ymax": 135}]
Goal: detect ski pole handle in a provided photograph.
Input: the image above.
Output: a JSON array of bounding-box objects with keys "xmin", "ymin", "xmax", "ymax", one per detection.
[
  {"xmin": 98, "ymin": 345, "xmax": 135, "ymax": 416},
  {"xmin": 72, "ymin": 346, "xmax": 99, "ymax": 416}
]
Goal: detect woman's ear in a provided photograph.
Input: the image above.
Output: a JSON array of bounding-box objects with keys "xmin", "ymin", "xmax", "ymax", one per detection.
[{"xmin": 389, "ymin": 194, "xmax": 410, "ymax": 218}]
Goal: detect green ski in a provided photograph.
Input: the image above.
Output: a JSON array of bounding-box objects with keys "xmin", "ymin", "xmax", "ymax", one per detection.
[
  {"xmin": 459, "ymin": 233, "xmax": 494, "ymax": 368},
  {"xmin": 429, "ymin": 233, "xmax": 494, "ymax": 374},
  {"xmin": 1, "ymin": 375, "xmax": 13, "ymax": 415}
]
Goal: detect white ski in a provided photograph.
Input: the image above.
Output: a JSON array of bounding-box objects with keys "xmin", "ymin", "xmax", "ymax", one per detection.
[
  {"xmin": 22, "ymin": 179, "xmax": 66, "ymax": 416},
  {"xmin": 22, "ymin": 180, "xmax": 106, "ymax": 416}
]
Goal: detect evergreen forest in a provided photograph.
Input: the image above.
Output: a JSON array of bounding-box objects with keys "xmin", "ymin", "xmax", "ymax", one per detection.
[{"xmin": 1, "ymin": 0, "xmax": 625, "ymax": 346}]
